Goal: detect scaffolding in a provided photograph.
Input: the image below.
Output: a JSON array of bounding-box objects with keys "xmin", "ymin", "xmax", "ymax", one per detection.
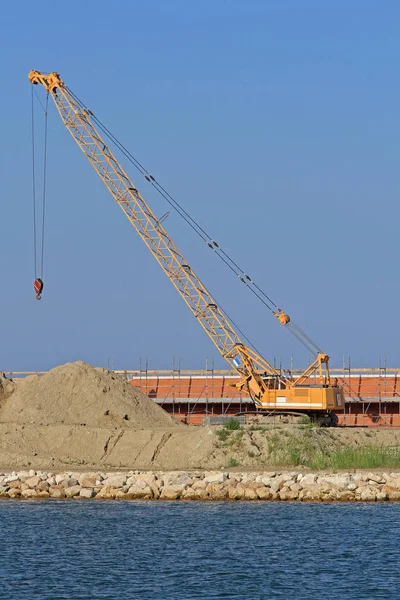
[
  {"xmin": 5, "ymin": 356, "xmax": 400, "ymax": 426},
  {"xmin": 122, "ymin": 356, "xmax": 400, "ymax": 426}
]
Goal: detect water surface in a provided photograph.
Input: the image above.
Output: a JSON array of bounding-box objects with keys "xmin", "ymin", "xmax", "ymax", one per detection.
[{"xmin": 0, "ymin": 501, "xmax": 398, "ymax": 599}]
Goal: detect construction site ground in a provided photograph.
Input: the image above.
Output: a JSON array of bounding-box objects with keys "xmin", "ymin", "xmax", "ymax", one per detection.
[{"xmin": 1, "ymin": 361, "xmax": 400, "ymax": 472}]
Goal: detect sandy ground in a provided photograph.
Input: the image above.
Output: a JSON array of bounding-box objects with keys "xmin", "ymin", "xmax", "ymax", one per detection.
[
  {"xmin": 1, "ymin": 362, "xmax": 400, "ymax": 471},
  {"xmin": 0, "ymin": 362, "xmax": 215, "ymax": 470}
]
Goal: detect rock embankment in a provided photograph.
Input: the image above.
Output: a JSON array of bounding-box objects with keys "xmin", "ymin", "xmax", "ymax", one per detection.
[{"xmin": 2, "ymin": 470, "xmax": 400, "ymax": 501}]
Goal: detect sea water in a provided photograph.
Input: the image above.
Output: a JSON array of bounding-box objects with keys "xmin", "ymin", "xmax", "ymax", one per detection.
[{"xmin": 0, "ymin": 501, "xmax": 398, "ymax": 599}]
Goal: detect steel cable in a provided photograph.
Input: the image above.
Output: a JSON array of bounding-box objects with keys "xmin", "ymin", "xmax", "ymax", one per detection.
[
  {"xmin": 64, "ymin": 85, "xmax": 320, "ymax": 355},
  {"xmin": 31, "ymin": 87, "xmax": 37, "ymax": 278},
  {"xmin": 65, "ymin": 87, "xmax": 277, "ymax": 310},
  {"xmin": 40, "ymin": 93, "xmax": 49, "ymax": 278}
]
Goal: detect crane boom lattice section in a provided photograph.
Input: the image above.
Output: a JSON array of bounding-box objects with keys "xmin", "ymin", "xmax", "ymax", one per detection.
[
  {"xmin": 28, "ymin": 70, "xmax": 344, "ymax": 417},
  {"xmin": 28, "ymin": 71, "xmax": 247, "ymax": 367}
]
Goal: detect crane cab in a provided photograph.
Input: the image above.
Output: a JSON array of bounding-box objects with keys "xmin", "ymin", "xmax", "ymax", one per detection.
[{"xmin": 258, "ymin": 384, "xmax": 344, "ymax": 424}]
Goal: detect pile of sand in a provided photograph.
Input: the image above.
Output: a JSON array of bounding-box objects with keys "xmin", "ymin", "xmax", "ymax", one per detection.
[
  {"xmin": 0, "ymin": 361, "xmax": 176, "ymax": 430},
  {"xmin": 0, "ymin": 374, "xmax": 15, "ymax": 401}
]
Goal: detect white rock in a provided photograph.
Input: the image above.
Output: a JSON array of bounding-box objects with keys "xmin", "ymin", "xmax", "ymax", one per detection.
[
  {"xmin": 204, "ymin": 473, "xmax": 228, "ymax": 484},
  {"xmin": 79, "ymin": 488, "xmax": 95, "ymax": 499},
  {"xmin": 28, "ymin": 470, "xmax": 36, "ymax": 478},
  {"xmin": 79, "ymin": 474, "xmax": 98, "ymax": 488},
  {"xmin": 101, "ymin": 474, "xmax": 127, "ymax": 488},
  {"xmin": 25, "ymin": 476, "xmax": 41, "ymax": 489},
  {"xmin": 255, "ymin": 476, "xmax": 272, "ymax": 486},
  {"xmin": 366, "ymin": 473, "xmax": 385, "ymax": 484},
  {"xmin": 289, "ymin": 483, "xmax": 303, "ymax": 493},
  {"xmin": 5, "ymin": 475, "xmax": 19, "ymax": 483},
  {"xmin": 136, "ymin": 473, "xmax": 157, "ymax": 486},
  {"xmin": 160, "ymin": 485, "xmax": 186, "ymax": 499},
  {"xmin": 347, "ymin": 483, "xmax": 358, "ymax": 491},
  {"xmin": 318, "ymin": 475, "xmax": 351, "ymax": 489},
  {"xmin": 163, "ymin": 472, "xmax": 192, "ymax": 487},
  {"xmin": 300, "ymin": 474, "xmax": 317, "ymax": 486},
  {"xmin": 241, "ymin": 474, "xmax": 257, "ymax": 484},
  {"xmin": 21, "ymin": 489, "xmax": 37, "ymax": 498},
  {"xmin": 127, "ymin": 484, "xmax": 153, "ymax": 498},
  {"xmin": 359, "ymin": 488, "xmax": 376, "ymax": 501},
  {"xmin": 270, "ymin": 481, "xmax": 282, "ymax": 493},
  {"xmin": 191, "ymin": 480, "xmax": 206, "ymax": 489},
  {"xmin": 65, "ymin": 485, "xmax": 81, "ymax": 498}
]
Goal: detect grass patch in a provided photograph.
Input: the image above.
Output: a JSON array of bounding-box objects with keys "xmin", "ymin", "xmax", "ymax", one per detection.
[
  {"xmin": 216, "ymin": 429, "xmax": 230, "ymax": 442},
  {"xmin": 308, "ymin": 447, "xmax": 400, "ymax": 470},
  {"xmin": 216, "ymin": 418, "xmax": 242, "ymax": 443},
  {"xmin": 226, "ymin": 430, "xmax": 245, "ymax": 447},
  {"xmin": 227, "ymin": 457, "xmax": 239, "ymax": 468},
  {"xmin": 298, "ymin": 415, "xmax": 312, "ymax": 425},
  {"xmin": 248, "ymin": 425, "xmax": 268, "ymax": 431},
  {"xmin": 224, "ymin": 418, "xmax": 241, "ymax": 431},
  {"xmin": 265, "ymin": 428, "xmax": 400, "ymax": 469}
]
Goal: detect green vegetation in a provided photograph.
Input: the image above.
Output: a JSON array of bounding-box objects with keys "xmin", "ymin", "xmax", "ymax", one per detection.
[
  {"xmin": 216, "ymin": 429, "xmax": 230, "ymax": 442},
  {"xmin": 216, "ymin": 418, "xmax": 242, "ymax": 443},
  {"xmin": 226, "ymin": 430, "xmax": 244, "ymax": 447},
  {"xmin": 224, "ymin": 418, "xmax": 241, "ymax": 431},
  {"xmin": 308, "ymin": 447, "xmax": 400, "ymax": 470},
  {"xmin": 266, "ymin": 428, "xmax": 400, "ymax": 469},
  {"xmin": 216, "ymin": 421, "xmax": 400, "ymax": 470},
  {"xmin": 227, "ymin": 457, "xmax": 239, "ymax": 468},
  {"xmin": 297, "ymin": 415, "xmax": 321, "ymax": 429},
  {"xmin": 298, "ymin": 415, "xmax": 312, "ymax": 425}
]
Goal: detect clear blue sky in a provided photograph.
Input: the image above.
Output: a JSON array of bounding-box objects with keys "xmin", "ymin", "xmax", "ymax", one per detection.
[{"xmin": 1, "ymin": 0, "xmax": 399, "ymax": 371}]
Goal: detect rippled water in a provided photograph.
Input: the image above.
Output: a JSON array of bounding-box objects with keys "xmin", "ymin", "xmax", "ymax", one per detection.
[{"xmin": 0, "ymin": 501, "xmax": 399, "ymax": 599}]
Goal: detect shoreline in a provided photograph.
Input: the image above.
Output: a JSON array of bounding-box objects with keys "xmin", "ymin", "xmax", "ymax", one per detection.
[{"xmin": 1, "ymin": 469, "xmax": 400, "ymax": 501}]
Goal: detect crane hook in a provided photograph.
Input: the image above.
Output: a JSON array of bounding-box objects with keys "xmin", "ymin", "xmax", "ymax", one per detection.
[{"xmin": 34, "ymin": 278, "xmax": 44, "ymax": 300}]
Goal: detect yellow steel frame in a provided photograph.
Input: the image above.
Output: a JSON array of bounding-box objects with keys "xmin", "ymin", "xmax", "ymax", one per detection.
[{"xmin": 28, "ymin": 70, "xmax": 335, "ymax": 408}]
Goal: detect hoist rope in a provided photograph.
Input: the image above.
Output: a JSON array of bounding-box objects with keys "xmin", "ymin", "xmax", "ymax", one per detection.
[
  {"xmin": 33, "ymin": 88, "xmax": 47, "ymax": 113},
  {"xmin": 30, "ymin": 89, "xmax": 49, "ymax": 281},
  {"xmin": 40, "ymin": 93, "xmax": 49, "ymax": 278},
  {"xmin": 31, "ymin": 87, "xmax": 37, "ymax": 278},
  {"xmin": 65, "ymin": 85, "xmax": 320, "ymax": 357}
]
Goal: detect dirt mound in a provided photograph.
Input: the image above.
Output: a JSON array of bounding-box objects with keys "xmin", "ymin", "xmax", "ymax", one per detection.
[
  {"xmin": 0, "ymin": 374, "xmax": 15, "ymax": 402},
  {"xmin": 0, "ymin": 361, "xmax": 176, "ymax": 429}
]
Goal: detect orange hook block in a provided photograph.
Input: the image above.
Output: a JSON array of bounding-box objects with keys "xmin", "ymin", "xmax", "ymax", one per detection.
[
  {"xmin": 34, "ymin": 278, "xmax": 44, "ymax": 300},
  {"xmin": 273, "ymin": 309, "xmax": 290, "ymax": 325}
]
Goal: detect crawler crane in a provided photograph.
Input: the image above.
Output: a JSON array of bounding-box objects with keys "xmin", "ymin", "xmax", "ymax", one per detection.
[{"xmin": 28, "ymin": 70, "xmax": 344, "ymax": 425}]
